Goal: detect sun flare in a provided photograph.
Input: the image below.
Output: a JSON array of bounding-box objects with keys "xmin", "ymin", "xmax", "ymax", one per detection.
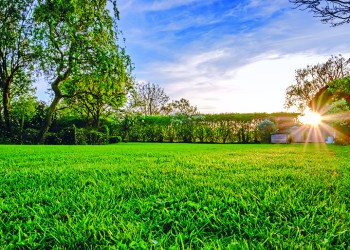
[{"xmin": 299, "ymin": 110, "xmax": 322, "ymax": 126}]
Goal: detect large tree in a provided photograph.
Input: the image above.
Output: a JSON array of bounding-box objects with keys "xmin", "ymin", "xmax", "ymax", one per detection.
[
  {"xmin": 0, "ymin": 0, "xmax": 36, "ymax": 133},
  {"xmin": 62, "ymin": 72, "xmax": 133, "ymax": 128},
  {"xmin": 34, "ymin": 0, "xmax": 132, "ymax": 143},
  {"xmin": 290, "ymin": 0, "xmax": 350, "ymax": 26},
  {"xmin": 284, "ymin": 55, "xmax": 350, "ymax": 111}
]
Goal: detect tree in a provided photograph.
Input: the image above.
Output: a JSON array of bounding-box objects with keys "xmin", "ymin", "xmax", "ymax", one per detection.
[
  {"xmin": 290, "ymin": 0, "xmax": 350, "ymax": 26},
  {"xmin": 284, "ymin": 55, "xmax": 350, "ymax": 112},
  {"xmin": 258, "ymin": 119, "xmax": 277, "ymax": 143},
  {"xmin": 129, "ymin": 82, "xmax": 170, "ymax": 115},
  {"xmin": 0, "ymin": 0, "xmax": 36, "ymax": 133},
  {"xmin": 63, "ymin": 73, "xmax": 133, "ymax": 128},
  {"xmin": 171, "ymin": 98, "xmax": 198, "ymax": 115},
  {"xmin": 34, "ymin": 0, "xmax": 132, "ymax": 143},
  {"xmin": 11, "ymin": 94, "xmax": 38, "ymax": 143},
  {"xmin": 328, "ymin": 76, "xmax": 350, "ymax": 101}
]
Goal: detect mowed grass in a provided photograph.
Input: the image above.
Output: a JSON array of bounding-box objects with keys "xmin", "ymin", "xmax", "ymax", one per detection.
[{"xmin": 0, "ymin": 143, "xmax": 349, "ymax": 249}]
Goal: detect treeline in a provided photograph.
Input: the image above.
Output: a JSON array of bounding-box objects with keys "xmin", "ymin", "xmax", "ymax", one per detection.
[
  {"xmin": 4, "ymin": 111, "xmax": 298, "ymax": 145},
  {"xmin": 122, "ymin": 113, "xmax": 298, "ymax": 144}
]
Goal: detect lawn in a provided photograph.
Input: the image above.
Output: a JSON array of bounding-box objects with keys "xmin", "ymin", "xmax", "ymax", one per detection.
[{"xmin": 0, "ymin": 143, "xmax": 349, "ymax": 249}]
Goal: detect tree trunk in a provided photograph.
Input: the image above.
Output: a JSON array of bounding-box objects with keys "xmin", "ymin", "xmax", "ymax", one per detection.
[
  {"xmin": 37, "ymin": 95, "xmax": 61, "ymax": 144},
  {"xmin": 2, "ymin": 81, "xmax": 11, "ymax": 134},
  {"xmin": 37, "ymin": 67, "xmax": 71, "ymax": 144},
  {"xmin": 20, "ymin": 112, "xmax": 24, "ymax": 144},
  {"xmin": 92, "ymin": 109, "xmax": 100, "ymax": 128}
]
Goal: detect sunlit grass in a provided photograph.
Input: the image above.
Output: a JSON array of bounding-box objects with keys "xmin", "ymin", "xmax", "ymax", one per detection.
[{"xmin": 0, "ymin": 143, "xmax": 349, "ymax": 248}]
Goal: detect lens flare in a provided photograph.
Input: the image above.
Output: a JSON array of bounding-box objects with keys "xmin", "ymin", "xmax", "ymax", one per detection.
[{"xmin": 299, "ymin": 110, "xmax": 322, "ymax": 126}]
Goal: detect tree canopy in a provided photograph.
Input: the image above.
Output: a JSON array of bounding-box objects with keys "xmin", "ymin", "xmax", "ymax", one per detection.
[
  {"xmin": 284, "ymin": 55, "xmax": 350, "ymax": 112},
  {"xmin": 0, "ymin": 0, "xmax": 36, "ymax": 133},
  {"xmin": 34, "ymin": 0, "xmax": 132, "ymax": 142}
]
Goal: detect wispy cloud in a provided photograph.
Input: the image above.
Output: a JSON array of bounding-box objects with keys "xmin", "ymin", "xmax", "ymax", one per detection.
[
  {"xmin": 120, "ymin": 0, "xmax": 215, "ymax": 12},
  {"xmin": 102, "ymin": 1, "xmax": 350, "ymax": 113}
]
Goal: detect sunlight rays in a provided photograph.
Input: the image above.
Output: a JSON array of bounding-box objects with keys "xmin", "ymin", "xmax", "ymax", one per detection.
[
  {"xmin": 294, "ymin": 104, "xmax": 350, "ymax": 148},
  {"xmin": 298, "ymin": 110, "xmax": 321, "ymax": 126}
]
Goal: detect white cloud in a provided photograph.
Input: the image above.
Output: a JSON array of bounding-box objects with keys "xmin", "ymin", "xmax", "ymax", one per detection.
[
  {"xmin": 119, "ymin": 0, "xmax": 215, "ymax": 12},
  {"xmin": 36, "ymin": 1, "xmax": 350, "ymax": 114},
  {"xmin": 140, "ymin": 51, "xmax": 338, "ymax": 113}
]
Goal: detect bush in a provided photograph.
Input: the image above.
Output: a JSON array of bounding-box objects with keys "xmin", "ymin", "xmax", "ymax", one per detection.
[
  {"xmin": 258, "ymin": 119, "xmax": 277, "ymax": 143},
  {"xmin": 75, "ymin": 128, "xmax": 87, "ymax": 145},
  {"xmin": 0, "ymin": 134, "xmax": 14, "ymax": 144},
  {"xmin": 103, "ymin": 125, "xmax": 110, "ymax": 144},
  {"xmin": 59, "ymin": 126, "xmax": 76, "ymax": 145},
  {"xmin": 334, "ymin": 133, "xmax": 350, "ymax": 145},
  {"xmin": 44, "ymin": 132, "xmax": 62, "ymax": 145},
  {"xmin": 22, "ymin": 128, "xmax": 40, "ymax": 144},
  {"xmin": 86, "ymin": 130, "xmax": 106, "ymax": 145},
  {"xmin": 109, "ymin": 136, "xmax": 122, "ymax": 144}
]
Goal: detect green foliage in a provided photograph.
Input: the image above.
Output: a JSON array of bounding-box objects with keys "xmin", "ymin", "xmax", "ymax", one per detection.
[
  {"xmin": 85, "ymin": 130, "xmax": 106, "ymax": 145},
  {"xmin": 44, "ymin": 132, "xmax": 62, "ymax": 145},
  {"xmin": 74, "ymin": 127, "xmax": 87, "ymax": 145},
  {"xmin": 328, "ymin": 76, "xmax": 350, "ymax": 105},
  {"xmin": 334, "ymin": 134, "xmax": 350, "ymax": 145},
  {"xmin": 22, "ymin": 128, "xmax": 40, "ymax": 144},
  {"xmin": 0, "ymin": 143, "xmax": 349, "ymax": 248},
  {"xmin": 258, "ymin": 119, "xmax": 277, "ymax": 143},
  {"xmin": 0, "ymin": 0, "xmax": 37, "ymax": 132},
  {"xmin": 329, "ymin": 99, "xmax": 350, "ymax": 126},
  {"xmin": 120, "ymin": 113, "xmax": 298, "ymax": 144},
  {"xmin": 34, "ymin": 0, "xmax": 132, "ymax": 142},
  {"xmin": 103, "ymin": 125, "xmax": 110, "ymax": 144},
  {"xmin": 109, "ymin": 135, "xmax": 122, "ymax": 144},
  {"xmin": 60, "ymin": 126, "xmax": 77, "ymax": 145},
  {"xmin": 29, "ymin": 101, "xmax": 48, "ymax": 129},
  {"xmin": 284, "ymin": 55, "xmax": 350, "ymax": 111}
]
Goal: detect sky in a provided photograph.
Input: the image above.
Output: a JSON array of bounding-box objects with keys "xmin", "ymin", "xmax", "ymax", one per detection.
[
  {"xmin": 32, "ymin": 0, "xmax": 350, "ymax": 114},
  {"xmin": 110, "ymin": 0, "xmax": 350, "ymax": 114}
]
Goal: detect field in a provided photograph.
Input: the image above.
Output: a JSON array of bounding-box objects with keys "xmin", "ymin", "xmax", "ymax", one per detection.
[{"xmin": 0, "ymin": 143, "xmax": 349, "ymax": 249}]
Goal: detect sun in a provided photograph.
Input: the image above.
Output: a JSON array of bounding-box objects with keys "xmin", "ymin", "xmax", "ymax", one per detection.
[{"xmin": 299, "ymin": 110, "xmax": 322, "ymax": 126}]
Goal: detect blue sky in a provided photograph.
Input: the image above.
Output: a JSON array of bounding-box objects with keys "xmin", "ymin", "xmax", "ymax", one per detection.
[
  {"xmin": 113, "ymin": 0, "xmax": 350, "ymax": 113},
  {"xmin": 35, "ymin": 0, "xmax": 350, "ymax": 113}
]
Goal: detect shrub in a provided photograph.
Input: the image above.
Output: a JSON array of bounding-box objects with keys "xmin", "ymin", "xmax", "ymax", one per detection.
[
  {"xmin": 86, "ymin": 130, "xmax": 106, "ymax": 145},
  {"xmin": 103, "ymin": 125, "xmax": 110, "ymax": 144},
  {"xmin": 258, "ymin": 119, "xmax": 277, "ymax": 143},
  {"xmin": 44, "ymin": 132, "xmax": 62, "ymax": 145},
  {"xmin": 59, "ymin": 125, "xmax": 77, "ymax": 145},
  {"xmin": 109, "ymin": 135, "xmax": 122, "ymax": 144},
  {"xmin": 334, "ymin": 133, "xmax": 350, "ymax": 145},
  {"xmin": 0, "ymin": 134, "xmax": 14, "ymax": 144},
  {"xmin": 75, "ymin": 128, "xmax": 87, "ymax": 145},
  {"xmin": 22, "ymin": 128, "xmax": 40, "ymax": 144}
]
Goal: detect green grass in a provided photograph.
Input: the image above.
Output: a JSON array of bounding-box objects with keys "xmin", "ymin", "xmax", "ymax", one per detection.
[{"xmin": 0, "ymin": 143, "xmax": 349, "ymax": 249}]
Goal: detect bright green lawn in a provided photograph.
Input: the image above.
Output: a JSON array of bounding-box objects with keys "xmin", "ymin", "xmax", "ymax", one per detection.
[{"xmin": 0, "ymin": 143, "xmax": 349, "ymax": 249}]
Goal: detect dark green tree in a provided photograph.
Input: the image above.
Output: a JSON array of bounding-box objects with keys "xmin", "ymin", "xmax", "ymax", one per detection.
[
  {"xmin": 0, "ymin": 0, "xmax": 36, "ymax": 133},
  {"xmin": 11, "ymin": 94, "xmax": 38, "ymax": 143},
  {"xmin": 63, "ymin": 73, "xmax": 133, "ymax": 128},
  {"xmin": 34, "ymin": 0, "xmax": 132, "ymax": 143}
]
